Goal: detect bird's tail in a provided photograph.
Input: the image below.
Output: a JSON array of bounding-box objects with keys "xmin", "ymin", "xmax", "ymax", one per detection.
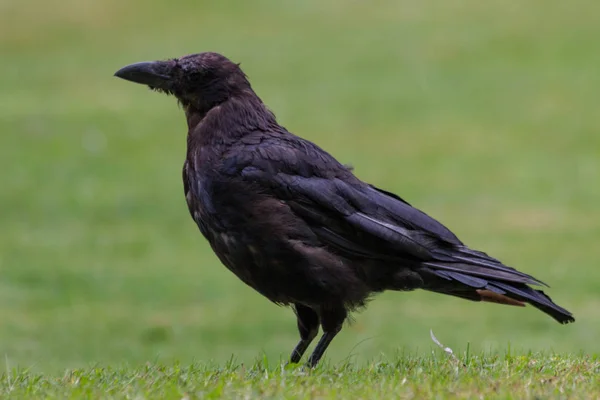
[{"xmin": 420, "ymin": 246, "xmax": 575, "ymax": 324}]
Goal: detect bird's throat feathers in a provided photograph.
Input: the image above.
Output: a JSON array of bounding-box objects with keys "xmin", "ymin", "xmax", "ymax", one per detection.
[{"xmin": 185, "ymin": 92, "xmax": 277, "ymax": 145}]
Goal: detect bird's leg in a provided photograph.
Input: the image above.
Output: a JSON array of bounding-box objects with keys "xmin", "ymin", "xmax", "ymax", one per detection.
[
  {"xmin": 290, "ymin": 304, "xmax": 320, "ymax": 363},
  {"xmin": 306, "ymin": 306, "xmax": 347, "ymax": 368}
]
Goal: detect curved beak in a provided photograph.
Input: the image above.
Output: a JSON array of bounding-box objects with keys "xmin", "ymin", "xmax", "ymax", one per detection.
[{"xmin": 114, "ymin": 61, "xmax": 174, "ymax": 88}]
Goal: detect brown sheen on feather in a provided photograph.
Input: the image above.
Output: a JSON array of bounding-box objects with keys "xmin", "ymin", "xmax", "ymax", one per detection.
[{"xmin": 477, "ymin": 290, "xmax": 526, "ymax": 307}]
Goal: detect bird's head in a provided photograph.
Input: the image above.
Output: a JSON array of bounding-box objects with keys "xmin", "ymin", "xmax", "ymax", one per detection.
[{"xmin": 114, "ymin": 52, "xmax": 251, "ymax": 110}]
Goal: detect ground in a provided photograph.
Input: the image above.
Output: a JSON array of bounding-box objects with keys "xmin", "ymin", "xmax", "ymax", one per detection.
[
  {"xmin": 3, "ymin": 355, "xmax": 600, "ymax": 398},
  {"xmin": 1, "ymin": 0, "xmax": 599, "ymax": 398}
]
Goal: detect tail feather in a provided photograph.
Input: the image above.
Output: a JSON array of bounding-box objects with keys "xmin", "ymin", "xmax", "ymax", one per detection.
[
  {"xmin": 491, "ymin": 281, "xmax": 574, "ymax": 324},
  {"xmin": 476, "ymin": 289, "xmax": 526, "ymax": 307},
  {"xmin": 434, "ymin": 270, "xmax": 488, "ymax": 288},
  {"xmin": 429, "ymin": 245, "xmax": 547, "ymax": 286},
  {"xmin": 424, "ymin": 261, "xmax": 540, "ymax": 285},
  {"xmin": 420, "ymin": 246, "xmax": 575, "ymax": 324}
]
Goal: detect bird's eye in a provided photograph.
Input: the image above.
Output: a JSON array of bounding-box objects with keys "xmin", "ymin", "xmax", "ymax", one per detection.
[{"xmin": 187, "ymin": 70, "xmax": 207, "ymax": 84}]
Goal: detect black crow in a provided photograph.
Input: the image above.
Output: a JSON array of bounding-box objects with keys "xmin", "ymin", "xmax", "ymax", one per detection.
[{"xmin": 114, "ymin": 52, "xmax": 574, "ymax": 367}]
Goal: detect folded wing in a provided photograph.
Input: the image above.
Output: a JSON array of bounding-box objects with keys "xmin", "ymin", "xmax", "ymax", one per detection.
[{"xmin": 229, "ymin": 134, "xmax": 574, "ymax": 324}]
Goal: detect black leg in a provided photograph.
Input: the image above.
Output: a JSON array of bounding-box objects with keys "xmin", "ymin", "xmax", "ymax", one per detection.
[
  {"xmin": 306, "ymin": 306, "xmax": 347, "ymax": 368},
  {"xmin": 290, "ymin": 304, "xmax": 320, "ymax": 364}
]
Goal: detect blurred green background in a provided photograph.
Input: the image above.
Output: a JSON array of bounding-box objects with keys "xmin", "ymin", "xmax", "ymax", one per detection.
[{"xmin": 1, "ymin": 0, "xmax": 598, "ymax": 373}]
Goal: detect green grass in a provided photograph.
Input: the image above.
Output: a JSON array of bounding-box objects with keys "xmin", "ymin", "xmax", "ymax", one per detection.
[
  {"xmin": 3, "ymin": 354, "xmax": 599, "ymax": 399},
  {"xmin": 1, "ymin": 0, "xmax": 599, "ymax": 396}
]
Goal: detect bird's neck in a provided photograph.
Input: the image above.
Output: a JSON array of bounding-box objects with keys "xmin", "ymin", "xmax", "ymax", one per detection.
[{"xmin": 185, "ymin": 93, "xmax": 276, "ymax": 146}]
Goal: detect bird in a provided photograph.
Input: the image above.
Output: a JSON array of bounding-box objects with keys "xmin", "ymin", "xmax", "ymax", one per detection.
[{"xmin": 114, "ymin": 52, "xmax": 574, "ymax": 367}]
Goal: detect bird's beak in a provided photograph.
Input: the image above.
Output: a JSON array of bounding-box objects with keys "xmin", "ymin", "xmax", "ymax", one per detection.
[{"xmin": 114, "ymin": 61, "xmax": 174, "ymax": 88}]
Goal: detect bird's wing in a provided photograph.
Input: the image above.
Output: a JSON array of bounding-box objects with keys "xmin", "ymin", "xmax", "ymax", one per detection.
[
  {"xmin": 222, "ymin": 133, "xmax": 543, "ymax": 287},
  {"xmin": 219, "ymin": 132, "xmax": 575, "ymax": 324},
  {"xmin": 225, "ymin": 133, "xmax": 460, "ymax": 241}
]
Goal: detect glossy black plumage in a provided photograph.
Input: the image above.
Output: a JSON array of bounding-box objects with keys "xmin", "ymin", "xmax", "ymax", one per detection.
[{"xmin": 115, "ymin": 52, "xmax": 574, "ymax": 367}]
